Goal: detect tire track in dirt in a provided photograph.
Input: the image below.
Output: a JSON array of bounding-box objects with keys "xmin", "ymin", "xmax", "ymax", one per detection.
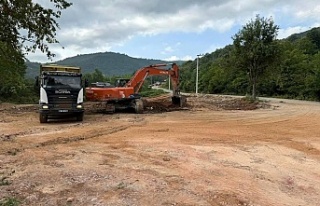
[
  {"xmin": 0, "ymin": 111, "xmax": 149, "ymax": 155},
  {"xmin": 0, "ymin": 125, "xmax": 132, "ymax": 155},
  {"xmin": 0, "ymin": 113, "xmax": 149, "ymax": 155},
  {"xmin": 0, "ymin": 123, "xmax": 87, "ymax": 142},
  {"xmin": 37, "ymin": 125, "xmax": 130, "ymax": 147}
]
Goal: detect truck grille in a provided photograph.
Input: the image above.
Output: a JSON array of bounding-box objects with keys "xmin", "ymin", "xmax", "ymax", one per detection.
[{"xmin": 48, "ymin": 95, "xmax": 77, "ymax": 109}]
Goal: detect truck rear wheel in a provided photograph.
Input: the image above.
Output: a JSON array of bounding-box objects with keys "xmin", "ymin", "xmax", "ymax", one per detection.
[
  {"xmin": 134, "ymin": 99, "xmax": 144, "ymax": 114},
  {"xmin": 39, "ymin": 114, "xmax": 48, "ymax": 123}
]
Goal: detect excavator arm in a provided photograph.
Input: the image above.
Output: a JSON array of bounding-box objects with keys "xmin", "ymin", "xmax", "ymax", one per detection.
[
  {"xmin": 126, "ymin": 63, "xmax": 180, "ymax": 95},
  {"xmin": 125, "ymin": 63, "xmax": 185, "ymax": 107}
]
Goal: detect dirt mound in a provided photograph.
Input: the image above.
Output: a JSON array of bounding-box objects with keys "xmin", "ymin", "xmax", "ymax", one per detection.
[
  {"xmin": 143, "ymin": 96, "xmax": 186, "ymax": 113},
  {"xmin": 144, "ymin": 94, "xmax": 270, "ymax": 113},
  {"xmin": 221, "ymin": 98, "xmax": 258, "ymax": 110}
]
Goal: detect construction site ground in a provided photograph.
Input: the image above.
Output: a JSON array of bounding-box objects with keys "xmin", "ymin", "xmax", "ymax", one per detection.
[{"xmin": 1, "ymin": 94, "xmax": 320, "ymax": 206}]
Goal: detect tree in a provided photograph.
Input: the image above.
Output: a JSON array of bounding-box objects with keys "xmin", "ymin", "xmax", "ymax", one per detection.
[
  {"xmin": 305, "ymin": 53, "xmax": 320, "ymax": 100},
  {"xmin": 83, "ymin": 69, "xmax": 108, "ymax": 84},
  {"xmin": 232, "ymin": 15, "xmax": 279, "ymax": 99},
  {"xmin": 0, "ymin": 42, "xmax": 27, "ymax": 101},
  {"xmin": 306, "ymin": 28, "xmax": 320, "ymax": 50},
  {"xmin": 0, "ymin": 0, "xmax": 71, "ymax": 103},
  {"xmin": 0, "ymin": 0, "xmax": 72, "ymax": 59}
]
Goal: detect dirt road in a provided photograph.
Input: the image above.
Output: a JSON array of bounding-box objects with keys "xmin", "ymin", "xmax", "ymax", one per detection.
[{"xmin": 1, "ymin": 95, "xmax": 320, "ymax": 206}]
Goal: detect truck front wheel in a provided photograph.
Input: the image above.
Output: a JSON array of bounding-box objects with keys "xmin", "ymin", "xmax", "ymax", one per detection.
[
  {"xmin": 39, "ymin": 114, "xmax": 48, "ymax": 123},
  {"xmin": 76, "ymin": 113, "xmax": 84, "ymax": 121}
]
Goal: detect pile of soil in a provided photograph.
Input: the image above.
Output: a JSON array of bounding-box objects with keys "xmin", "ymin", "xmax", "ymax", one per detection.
[{"xmin": 143, "ymin": 94, "xmax": 269, "ymax": 113}]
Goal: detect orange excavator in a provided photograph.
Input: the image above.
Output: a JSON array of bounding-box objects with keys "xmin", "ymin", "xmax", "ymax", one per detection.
[{"xmin": 85, "ymin": 63, "xmax": 186, "ymax": 113}]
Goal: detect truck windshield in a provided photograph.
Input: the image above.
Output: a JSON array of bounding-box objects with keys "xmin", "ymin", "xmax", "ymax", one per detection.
[{"xmin": 44, "ymin": 76, "xmax": 81, "ymax": 89}]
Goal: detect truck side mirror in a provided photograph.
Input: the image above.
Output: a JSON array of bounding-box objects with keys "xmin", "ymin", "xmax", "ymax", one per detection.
[{"xmin": 84, "ymin": 79, "xmax": 89, "ymax": 87}]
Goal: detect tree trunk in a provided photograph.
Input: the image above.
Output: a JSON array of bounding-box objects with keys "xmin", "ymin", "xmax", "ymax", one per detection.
[
  {"xmin": 248, "ymin": 66, "xmax": 257, "ymax": 100},
  {"xmin": 252, "ymin": 80, "xmax": 256, "ymax": 100}
]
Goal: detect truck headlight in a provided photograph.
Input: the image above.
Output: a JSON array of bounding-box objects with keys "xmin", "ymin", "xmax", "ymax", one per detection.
[
  {"xmin": 42, "ymin": 105, "xmax": 49, "ymax": 109},
  {"xmin": 76, "ymin": 104, "xmax": 83, "ymax": 109}
]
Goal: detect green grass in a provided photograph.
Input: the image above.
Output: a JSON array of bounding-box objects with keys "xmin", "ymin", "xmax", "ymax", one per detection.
[
  {"xmin": 0, "ymin": 177, "xmax": 10, "ymax": 186},
  {"xmin": 0, "ymin": 197, "xmax": 20, "ymax": 206}
]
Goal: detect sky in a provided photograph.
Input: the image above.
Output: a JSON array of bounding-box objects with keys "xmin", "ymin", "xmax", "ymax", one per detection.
[{"xmin": 27, "ymin": 0, "xmax": 320, "ymax": 63}]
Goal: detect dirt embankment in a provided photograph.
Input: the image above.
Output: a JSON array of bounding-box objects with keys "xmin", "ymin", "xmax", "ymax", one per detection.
[{"xmin": 1, "ymin": 95, "xmax": 320, "ymax": 206}]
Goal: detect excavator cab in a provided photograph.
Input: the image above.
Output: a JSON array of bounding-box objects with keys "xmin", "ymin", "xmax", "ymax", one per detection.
[{"xmin": 115, "ymin": 78, "xmax": 130, "ymax": 87}]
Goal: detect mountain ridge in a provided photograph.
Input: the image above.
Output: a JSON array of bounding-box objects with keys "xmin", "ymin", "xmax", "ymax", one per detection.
[{"xmin": 25, "ymin": 51, "xmax": 185, "ymax": 78}]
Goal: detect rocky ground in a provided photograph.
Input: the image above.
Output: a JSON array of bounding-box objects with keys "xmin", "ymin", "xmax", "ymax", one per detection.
[{"xmin": 0, "ymin": 95, "xmax": 320, "ymax": 206}]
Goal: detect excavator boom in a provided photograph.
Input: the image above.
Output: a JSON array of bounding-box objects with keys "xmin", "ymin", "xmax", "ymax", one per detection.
[{"xmin": 126, "ymin": 63, "xmax": 180, "ymax": 95}]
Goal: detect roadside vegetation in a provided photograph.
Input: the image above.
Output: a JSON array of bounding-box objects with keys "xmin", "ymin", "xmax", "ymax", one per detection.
[{"xmin": 180, "ymin": 18, "xmax": 320, "ymax": 101}]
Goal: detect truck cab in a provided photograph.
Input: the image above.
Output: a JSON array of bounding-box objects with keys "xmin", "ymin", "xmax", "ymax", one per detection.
[{"xmin": 38, "ymin": 64, "xmax": 84, "ymax": 123}]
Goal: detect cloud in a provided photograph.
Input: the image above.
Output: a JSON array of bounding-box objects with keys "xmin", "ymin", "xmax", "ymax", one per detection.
[
  {"xmin": 165, "ymin": 55, "xmax": 193, "ymax": 61},
  {"xmin": 161, "ymin": 46, "xmax": 174, "ymax": 55},
  {"xmin": 278, "ymin": 22, "xmax": 320, "ymax": 39},
  {"xmin": 181, "ymin": 55, "xmax": 193, "ymax": 61},
  {"xmin": 26, "ymin": 0, "xmax": 320, "ymax": 62},
  {"xmin": 278, "ymin": 26, "xmax": 307, "ymax": 39},
  {"xmin": 292, "ymin": 1, "xmax": 320, "ymax": 20},
  {"xmin": 52, "ymin": 0, "xmax": 272, "ymax": 48},
  {"xmin": 161, "ymin": 42, "xmax": 182, "ymax": 55}
]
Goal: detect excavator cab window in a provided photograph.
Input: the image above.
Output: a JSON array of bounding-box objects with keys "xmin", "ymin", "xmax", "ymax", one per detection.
[
  {"xmin": 90, "ymin": 82, "xmax": 113, "ymax": 88},
  {"xmin": 115, "ymin": 78, "xmax": 130, "ymax": 87}
]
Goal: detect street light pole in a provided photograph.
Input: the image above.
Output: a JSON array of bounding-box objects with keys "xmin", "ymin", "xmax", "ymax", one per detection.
[{"xmin": 196, "ymin": 54, "xmax": 203, "ymax": 96}]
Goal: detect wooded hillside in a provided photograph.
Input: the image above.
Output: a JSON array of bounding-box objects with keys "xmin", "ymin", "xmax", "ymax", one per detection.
[{"xmin": 25, "ymin": 52, "xmax": 184, "ymax": 78}]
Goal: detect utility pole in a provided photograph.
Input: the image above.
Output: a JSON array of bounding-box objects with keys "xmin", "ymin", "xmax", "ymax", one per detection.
[{"xmin": 196, "ymin": 54, "xmax": 203, "ymax": 96}]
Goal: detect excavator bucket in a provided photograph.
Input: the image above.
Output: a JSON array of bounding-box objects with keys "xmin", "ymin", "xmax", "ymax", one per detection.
[{"xmin": 172, "ymin": 95, "xmax": 187, "ymax": 107}]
